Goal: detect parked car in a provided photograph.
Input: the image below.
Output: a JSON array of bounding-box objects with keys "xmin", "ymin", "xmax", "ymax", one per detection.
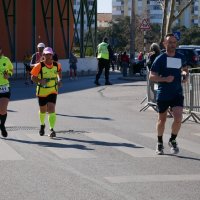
[{"xmin": 176, "ymin": 48, "xmax": 200, "ymax": 72}]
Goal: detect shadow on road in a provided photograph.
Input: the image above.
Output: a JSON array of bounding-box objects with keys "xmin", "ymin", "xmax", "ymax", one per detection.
[
  {"xmin": 56, "ymin": 113, "xmax": 112, "ymax": 121},
  {"xmin": 3, "ymin": 137, "xmax": 94, "ymax": 150},
  {"xmin": 10, "ymin": 72, "xmax": 146, "ymax": 102}
]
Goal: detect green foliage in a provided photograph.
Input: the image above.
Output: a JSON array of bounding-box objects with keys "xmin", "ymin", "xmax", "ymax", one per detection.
[
  {"xmin": 85, "ymin": 47, "xmax": 93, "ymax": 56},
  {"xmin": 173, "ymin": 26, "xmax": 200, "ymax": 45},
  {"xmin": 97, "ymin": 16, "xmax": 131, "ymax": 52},
  {"xmin": 97, "ymin": 17, "xmax": 162, "ymax": 53},
  {"xmin": 97, "ymin": 16, "xmax": 200, "ymax": 53}
]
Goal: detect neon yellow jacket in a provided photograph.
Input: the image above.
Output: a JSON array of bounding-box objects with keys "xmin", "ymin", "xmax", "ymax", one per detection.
[
  {"xmin": 36, "ymin": 62, "xmax": 59, "ymax": 97},
  {"xmin": 0, "ymin": 56, "xmax": 13, "ymax": 86},
  {"xmin": 97, "ymin": 42, "xmax": 109, "ymax": 60}
]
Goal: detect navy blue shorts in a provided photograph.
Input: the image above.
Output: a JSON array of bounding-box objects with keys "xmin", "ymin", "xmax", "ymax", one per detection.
[
  {"xmin": 157, "ymin": 95, "xmax": 184, "ymax": 113},
  {"xmin": 38, "ymin": 94, "xmax": 57, "ymax": 106}
]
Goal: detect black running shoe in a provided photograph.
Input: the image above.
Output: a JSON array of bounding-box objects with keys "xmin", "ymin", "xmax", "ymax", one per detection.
[
  {"xmin": 1, "ymin": 126, "xmax": 8, "ymax": 138},
  {"xmin": 105, "ymin": 81, "xmax": 112, "ymax": 85},
  {"xmin": 39, "ymin": 124, "xmax": 45, "ymax": 136},
  {"xmin": 94, "ymin": 80, "xmax": 101, "ymax": 86},
  {"xmin": 49, "ymin": 128, "xmax": 56, "ymax": 138}
]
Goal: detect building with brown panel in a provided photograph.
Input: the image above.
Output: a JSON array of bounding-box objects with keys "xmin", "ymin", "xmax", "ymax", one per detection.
[{"xmin": 0, "ymin": 0, "xmax": 97, "ymax": 62}]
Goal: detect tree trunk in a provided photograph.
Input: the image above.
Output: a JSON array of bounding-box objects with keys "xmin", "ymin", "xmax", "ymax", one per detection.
[
  {"xmin": 167, "ymin": 0, "xmax": 176, "ymax": 33},
  {"xmin": 159, "ymin": 0, "xmax": 194, "ymax": 47},
  {"xmin": 159, "ymin": 0, "xmax": 168, "ymax": 48}
]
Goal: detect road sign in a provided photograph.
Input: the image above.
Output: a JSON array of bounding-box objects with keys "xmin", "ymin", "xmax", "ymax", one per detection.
[
  {"xmin": 139, "ymin": 19, "xmax": 151, "ymax": 30},
  {"xmin": 173, "ymin": 31, "xmax": 181, "ymax": 41}
]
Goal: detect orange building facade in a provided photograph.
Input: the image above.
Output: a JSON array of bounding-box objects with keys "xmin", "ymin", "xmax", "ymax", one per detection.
[{"xmin": 0, "ymin": 0, "xmax": 74, "ymax": 61}]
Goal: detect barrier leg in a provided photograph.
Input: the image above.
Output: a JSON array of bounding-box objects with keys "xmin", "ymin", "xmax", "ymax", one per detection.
[{"xmin": 140, "ymin": 96, "xmax": 147, "ymax": 104}]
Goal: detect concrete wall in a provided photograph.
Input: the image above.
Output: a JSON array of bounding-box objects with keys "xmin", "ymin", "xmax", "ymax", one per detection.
[{"xmin": 13, "ymin": 57, "xmax": 98, "ymax": 78}]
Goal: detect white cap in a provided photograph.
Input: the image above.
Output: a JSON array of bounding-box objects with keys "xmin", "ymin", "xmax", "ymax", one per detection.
[{"xmin": 37, "ymin": 43, "xmax": 45, "ymax": 48}]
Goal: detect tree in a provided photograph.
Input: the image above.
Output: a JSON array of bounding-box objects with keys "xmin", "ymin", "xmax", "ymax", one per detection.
[{"xmin": 157, "ymin": 0, "xmax": 194, "ymax": 45}]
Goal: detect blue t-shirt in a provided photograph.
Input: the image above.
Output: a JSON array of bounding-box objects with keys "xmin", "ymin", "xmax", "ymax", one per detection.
[{"xmin": 151, "ymin": 52, "xmax": 187, "ymax": 101}]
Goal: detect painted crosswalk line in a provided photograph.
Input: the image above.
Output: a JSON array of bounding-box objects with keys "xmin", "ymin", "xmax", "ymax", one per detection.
[
  {"xmin": 139, "ymin": 132, "xmax": 200, "ymax": 155},
  {"xmin": 84, "ymin": 132, "xmax": 165, "ymax": 157},
  {"xmin": 27, "ymin": 133, "xmax": 96, "ymax": 159},
  {"xmin": 0, "ymin": 139, "xmax": 24, "ymax": 161},
  {"xmin": 105, "ymin": 174, "xmax": 200, "ymax": 183}
]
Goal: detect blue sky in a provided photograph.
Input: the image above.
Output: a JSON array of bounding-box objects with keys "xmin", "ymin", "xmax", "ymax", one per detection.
[{"xmin": 97, "ymin": 0, "xmax": 112, "ymax": 13}]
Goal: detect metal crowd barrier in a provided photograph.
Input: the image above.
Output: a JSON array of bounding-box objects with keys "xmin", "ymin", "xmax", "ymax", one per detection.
[
  {"xmin": 182, "ymin": 73, "xmax": 200, "ymax": 123},
  {"xmin": 140, "ymin": 71, "xmax": 200, "ymax": 124}
]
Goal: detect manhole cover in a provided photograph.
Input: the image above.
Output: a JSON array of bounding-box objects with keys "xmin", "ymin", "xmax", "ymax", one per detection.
[{"xmin": 6, "ymin": 126, "xmax": 38, "ymax": 131}]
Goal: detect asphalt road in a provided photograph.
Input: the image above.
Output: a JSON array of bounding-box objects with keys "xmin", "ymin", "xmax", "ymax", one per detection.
[{"xmin": 0, "ymin": 72, "xmax": 200, "ymax": 200}]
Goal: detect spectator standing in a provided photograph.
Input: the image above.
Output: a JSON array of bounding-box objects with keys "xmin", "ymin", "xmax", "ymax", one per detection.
[
  {"xmin": 117, "ymin": 52, "xmax": 122, "ymax": 70},
  {"xmin": 0, "ymin": 46, "xmax": 13, "ymax": 137},
  {"xmin": 23, "ymin": 52, "xmax": 32, "ymax": 85},
  {"xmin": 147, "ymin": 43, "xmax": 161, "ymax": 101},
  {"xmin": 149, "ymin": 33, "xmax": 189, "ymax": 155},
  {"xmin": 138, "ymin": 52, "xmax": 144, "ymax": 61},
  {"xmin": 69, "ymin": 50, "xmax": 78, "ymax": 80},
  {"xmin": 94, "ymin": 37, "xmax": 113, "ymax": 86},
  {"xmin": 147, "ymin": 43, "xmax": 161, "ymax": 70},
  {"xmin": 121, "ymin": 51, "xmax": 129, "ymax": 77}
]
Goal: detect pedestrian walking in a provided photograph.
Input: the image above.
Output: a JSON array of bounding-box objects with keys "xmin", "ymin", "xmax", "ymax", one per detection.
[
  {"xmin": 31, "ymin": 47, "xmax": 62, "ymax": 138},
  {"xmin": 149, "ymin": 33, "xmax": 189, "ymax": 155},
  {"xmin": 0, "ymin": 46, "xmax": 13, "ymax": 137},
  {"xmin": 94, "ymin": 37, "xmax": 113, "ymax": 86},
  {"xmin": 69, "ymin": 50, "xmax": 78, "ymax": 80}
]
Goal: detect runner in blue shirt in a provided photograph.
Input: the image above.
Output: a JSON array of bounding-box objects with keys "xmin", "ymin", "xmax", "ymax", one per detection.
[{"xmin": 149, "ymin": 33, "xmax": 189, "ymax": 155}]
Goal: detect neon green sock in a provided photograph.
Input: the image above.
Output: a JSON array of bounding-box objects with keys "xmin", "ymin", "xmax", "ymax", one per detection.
[
  {"xmin": 39, "ymin": 111, "xmax": 46, "ymax": 125},
  {"xmin": 48, "ymin": 112, "xmax": 56, "ymax": 129}
]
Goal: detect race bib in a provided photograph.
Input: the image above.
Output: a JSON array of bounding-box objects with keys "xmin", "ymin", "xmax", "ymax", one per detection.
[
  {"xmin": 0, "ymin": 85, "xmax": 9, "ymax": 93},
  {"xmin": 167, "ymin": 57, "xmax": 182, "ymax": 69},
  {"xmin": 154, "ymin": 83, "xmax": 158, "ymax": 90}
]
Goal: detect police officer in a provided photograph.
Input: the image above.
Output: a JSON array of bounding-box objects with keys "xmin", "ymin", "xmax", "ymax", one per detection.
[
  {"xmin": 31, "ymin": 47, "xmax": 62, "ymax": 138},
  {"xmin": 94, "ymin": 37, "xmax": 113, "ymax": 86},
  {"xmin": 0, "ymin": 47, "xmax": 13, "ymax": 137}
]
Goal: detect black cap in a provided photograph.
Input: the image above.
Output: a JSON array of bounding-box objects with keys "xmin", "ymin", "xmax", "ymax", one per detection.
[{"xmin": 103, "ymin": 37, "xmax": 108, "ymax": 43}]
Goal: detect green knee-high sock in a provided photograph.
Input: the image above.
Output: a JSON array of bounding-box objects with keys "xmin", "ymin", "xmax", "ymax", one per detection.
[
  {"xmin": 48, "ymin": 113, "xmax": 56, "ymax": 129},
  {"xmin": 39, "ymin": 111, "xmax": 46, "ymax": 125}
]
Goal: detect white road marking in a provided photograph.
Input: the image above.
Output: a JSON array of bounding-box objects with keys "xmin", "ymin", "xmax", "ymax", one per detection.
[
  {"xmin": 27, "ymin": 134, "xmax": 96, "ymax": 159},
  {"xmin": 105, "ymin": 174, "xmax": 200, "ymax": 183},
  {"xmin": 140, "ymin": 132, "xmax": 200, "ymax": 155},
  {"xmin": 84, "ymin": 132, "xmax": 166, "ymax": 157},
  {"xmin": 0, "ymin": 139, "xmax": 24, "ymax": 160}
]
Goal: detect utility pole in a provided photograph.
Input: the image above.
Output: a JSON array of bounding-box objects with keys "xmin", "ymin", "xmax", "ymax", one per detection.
[{"xmin": 130, "ymin": 0, "xmax": 136, "ymax": 75}]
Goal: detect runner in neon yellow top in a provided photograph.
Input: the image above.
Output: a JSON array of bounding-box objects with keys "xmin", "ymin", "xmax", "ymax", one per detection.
[
  {"xmin": 0, "ymin": 47, "xmax": 14, "ymax": 137},
  {"xmin": 31, "ymin": 47, "xmax": 62, "ymax": 138}
]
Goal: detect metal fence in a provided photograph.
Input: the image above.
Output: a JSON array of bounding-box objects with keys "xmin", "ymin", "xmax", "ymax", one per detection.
[{"xmin": 140, "ymin": 72, "xmax": 200, "ymax": 124}]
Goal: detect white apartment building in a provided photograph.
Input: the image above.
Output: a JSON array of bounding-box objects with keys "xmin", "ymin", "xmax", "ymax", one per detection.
[{"xmin": 112, "ymin": 0, "xmax": 200, "ymax": 28}]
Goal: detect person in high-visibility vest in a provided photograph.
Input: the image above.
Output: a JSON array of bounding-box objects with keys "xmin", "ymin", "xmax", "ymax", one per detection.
[
  {"xmin": 31, "ymin": 47, "xmax": 62, "ymax": 138},
  {"xmin": 94, "ymin": 37, "xmax": 113, "ymax": 86},
  {"xmin": 0, "ymin": 46, "xmax": 13, "ymax": 137}
]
